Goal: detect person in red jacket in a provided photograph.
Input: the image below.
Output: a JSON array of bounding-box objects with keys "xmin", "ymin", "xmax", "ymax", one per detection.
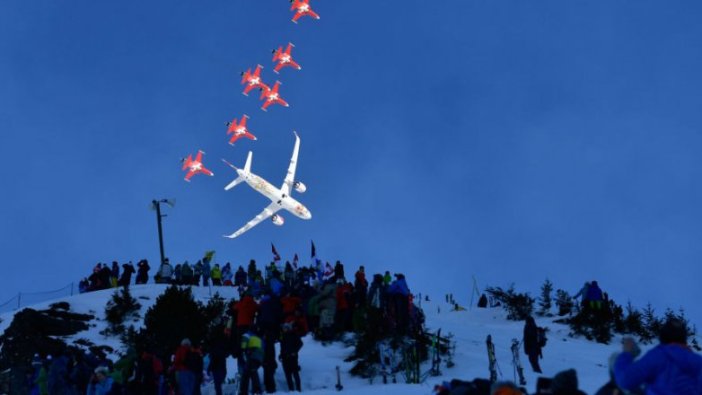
[
  {"xmin": 335, "ymin": 280, "xmax": 353, "ymax": 333},
  {"xmin": 281, "ymin": 292, "xmax": 302, "ymax": 319},
  {"xmin": 235, "ymin": 294, "xmax": 259, "ymax": 334},
  {"xmin": 173, "ymin": 338, "xmax": 196, "ymax": 395}
]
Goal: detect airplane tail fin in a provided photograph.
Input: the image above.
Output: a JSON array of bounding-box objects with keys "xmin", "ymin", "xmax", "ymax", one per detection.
[
  {"xmin": 244, "ymin": 151, "xmax": 252, "ymax": 173},
  {"xmin": 222, "ymin": 152, "xmax": 252, "ymax": 191}
]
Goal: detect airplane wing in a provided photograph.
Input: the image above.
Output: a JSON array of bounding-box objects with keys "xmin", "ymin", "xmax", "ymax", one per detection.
[
  {"xmin": 184, "ymin": 170, "xmax": 195, "ymax": 181},
  {"xmin": 281, "ymin": 132, "xmax": 301, "ymax": 195},
  {"xmin": 224, "ymin": 202, "xmax": 280, "ymax": 239},
  {"xmin": 195, "ymin": 151, "xmax": 203, "ymax": 162}
]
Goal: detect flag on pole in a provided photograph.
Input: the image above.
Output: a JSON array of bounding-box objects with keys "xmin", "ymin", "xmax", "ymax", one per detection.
[
  {"xmin": 311, "ymin": 240, "xmax": 321, "ymax": 267},
  {"xmin": 293, "ymin": 253, "xmax": 299, "ymax": 269},
  {"xmin": 203, "ymin": 250, "xmax": 215, "ymax": 265},
  {"xmin": 272, "ymin": 243, "xmax": 281, "ymax": 262}
]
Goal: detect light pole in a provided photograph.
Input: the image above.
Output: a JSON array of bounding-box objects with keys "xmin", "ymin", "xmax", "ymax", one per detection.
[{"xmin": 151, "ymin": 198, "xmax": 175, "ymax": 267}]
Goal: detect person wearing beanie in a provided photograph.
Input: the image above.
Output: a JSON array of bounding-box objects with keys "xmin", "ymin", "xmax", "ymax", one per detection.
[{"xmin": 614, "ymin": 318, "xmax": 702, "ymax": 394}]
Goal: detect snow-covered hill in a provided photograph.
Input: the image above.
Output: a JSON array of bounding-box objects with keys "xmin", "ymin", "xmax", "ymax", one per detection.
[{"xmin": 0, "ymin": 284, "xmax": 636, "ymax": 394}]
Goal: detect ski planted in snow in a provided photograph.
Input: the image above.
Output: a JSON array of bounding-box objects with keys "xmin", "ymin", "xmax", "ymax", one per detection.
[
  {"xmin": 486, "ymin": 335, "xmax": 498, "ymax": 382},
  {"xmin": 431, "ymin": 329, "xmax": 442, "ymax": 376},
  {"xmin": 510, "ymin": 338, "xmax": 527, "ymax": 386},
  {"xmin": 336, "ymin": 365, "xmax": 343, "ymax": 391}
]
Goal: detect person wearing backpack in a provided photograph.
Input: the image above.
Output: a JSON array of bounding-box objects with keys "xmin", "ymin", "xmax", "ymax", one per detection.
[
  {"xmin": 240, "ymin": 331, "xmax": 264, "ymax": 395},
  {"xmin": 523, "ymin": 316, "xmax": 543, "ymax": 373}
]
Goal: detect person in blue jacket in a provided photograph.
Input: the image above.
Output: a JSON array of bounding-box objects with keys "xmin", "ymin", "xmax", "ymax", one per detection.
[{"xmin": 614, "ymin": 318, "xmax": 702, "ymax": 394}]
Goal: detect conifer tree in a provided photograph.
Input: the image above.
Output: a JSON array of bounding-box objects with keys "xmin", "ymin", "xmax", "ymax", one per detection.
[
  {"xmin": 640, "ymin": 303, "xmax": 660, "ymax": 343},
  {"xmin": 555, "ymin": 289, "xmax": 574, "ymax": 317},
  {"xmin": 537, "ymin": 279, "xmax": 553, "ymax": 317}
]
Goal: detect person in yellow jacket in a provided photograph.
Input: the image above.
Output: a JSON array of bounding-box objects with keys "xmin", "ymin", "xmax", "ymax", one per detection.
[
  {"xmin": 240, "ymin": 332, "xmax": 263, "ymax": 395},
  {"xmin": 211, "ymin": 264, "xmax": 222, "ymax": 286}
]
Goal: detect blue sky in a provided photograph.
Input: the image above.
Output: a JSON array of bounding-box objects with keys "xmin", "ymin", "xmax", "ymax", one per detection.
[{"xmin": 1, "ymin": 1, "xmax": 701, "ymax": 326}]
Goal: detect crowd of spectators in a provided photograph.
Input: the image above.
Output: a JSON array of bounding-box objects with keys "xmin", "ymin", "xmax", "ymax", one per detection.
[{"xmin": 49, "ymin": 262, "xmax": 702, "ymax": 394}]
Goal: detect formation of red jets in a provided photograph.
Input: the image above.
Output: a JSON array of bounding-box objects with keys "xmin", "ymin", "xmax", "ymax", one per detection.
[{"xmin": 182, "ymin": 0, "xmax": 320, "ymax": 182}]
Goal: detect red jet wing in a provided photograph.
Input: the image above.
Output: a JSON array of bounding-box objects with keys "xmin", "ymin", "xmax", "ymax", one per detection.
[
  {"xmin": 291, "ymin": 0, "xmax": 320, "ymax": 23},
  {"xmin": 241, "ymin": 65, "xmax": 269, "ymax": 96},
  {"xmin": 227, "ymin": 115, "xmax": 257, "ymax": 145},
  {"xmin": 182, "ymin": 151, "xmax": 213, "ymax": 181},
  {"xmin": 273, "ymin": 43, "xmax": 302, "ymax": 74},
  {"xmin": 260, "ymin": 82, "xmax": 289, "ymax": 111}
]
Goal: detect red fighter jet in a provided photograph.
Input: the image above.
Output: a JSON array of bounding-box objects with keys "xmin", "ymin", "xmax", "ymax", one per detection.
[
  {"xmin": 290, "ymin": 0, "xmax": 320, "ymax": 23},
  {"xmin": 226, "ymin": 115, "xmax": 257, "ymax": 145},
  {"xmin": 181, "ymin": 150, "xmax": 214, "ymax": 182},
  {"xmin": 272, "ymin": 43, "xmax": 302, "ymax": 74},
  {"xmin": 260, "ymin": 81, "xmax": 289, "ymax": 111},
  {"xmin": 241, "ymin": 65, "xmax": 269, "ymax": 96}
]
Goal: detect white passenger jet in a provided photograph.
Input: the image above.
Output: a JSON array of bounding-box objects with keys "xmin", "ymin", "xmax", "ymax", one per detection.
[{"xmin": 222, "ymin": 132, "xmax": 311, "ymax": 239}]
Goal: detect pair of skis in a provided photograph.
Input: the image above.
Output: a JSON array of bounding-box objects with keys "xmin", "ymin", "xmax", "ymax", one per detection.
[{"xmin": 485, "ymin": 335, "xmax": 526, "ymax": 386}]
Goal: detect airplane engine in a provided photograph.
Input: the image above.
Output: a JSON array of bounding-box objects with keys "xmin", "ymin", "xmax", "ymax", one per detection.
[
  {"xmin": 271, "ymin": 214, "xmax": 285, "ymax": 226},
  {"xmin": 293, "ymin": 181, "xmax": 306, "ymax": 193}
]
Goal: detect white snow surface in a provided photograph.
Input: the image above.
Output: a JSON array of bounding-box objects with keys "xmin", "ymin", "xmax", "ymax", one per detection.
[{"xmin": 0, "ymin": 284, "xmax": 652, "ymax": 394}]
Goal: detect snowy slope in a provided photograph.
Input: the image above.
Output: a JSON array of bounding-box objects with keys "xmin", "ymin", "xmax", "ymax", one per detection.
[{"xmin": 0, "ymin": 284, "xmax": 638, "ymax": 394}]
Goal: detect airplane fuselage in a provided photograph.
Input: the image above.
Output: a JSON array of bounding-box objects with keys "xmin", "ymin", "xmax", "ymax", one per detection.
[
  {"xmin": 299, "ymin": 4, "xmax": 310, "ymax": 12},
  {"xmin": 190, "ymin": 162, "xmax": 202, "ymax": 171},
  {"xmin": 239, "ymin": 170, "xmax": 311, "ymax": 220},
  {"xmin": 281, "ymin": 54, "xmax": 291, "ymax": 63}
]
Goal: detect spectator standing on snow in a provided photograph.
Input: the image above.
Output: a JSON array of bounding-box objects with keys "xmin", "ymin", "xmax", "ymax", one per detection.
[
  {"xmin": 156, "ymin": 260, "xmax": 173, "ymax": 284},
  {"xmin": 110, "ymin": 262, "xmax": 120, "ymax": 288},
  {"xmin": 136, "ymin": 259, "xmax": 150, "ymax": 284},
  {"xmin": 280, "ymin": 322, "xmax": 303, "ymax": 392},
  {"xmin": 202, "ymin": 259, "xmax": 211, "ymax": 286},
  {"xmin": 222, "ymin": 263, "xmax": 234, "ymax": 286},
  {"xmin": 573, "ymin": 281, "xmax": 591, "ymax": 309},
  {"xmin": 193, "ymin": 260, "xmax": 203, "ymax": 286},
  {"xmin": 118, "ymin": 262, "xmax": 135, "ymax": 287},
  {"xmin": 173, "ymin": 338, "xmax": 196, "ymax": 395},
  {"xmin": 235, "ymin": 265, "xmax": 247, "ymax": 287},
  {"xmin": 207, "ymin": 334, "xmax": 228, "ymax": 395},
  {"xmin": 240, "ymin": 332, "xmax": 263, "ymax": 395},
  {"xmin": 211, "ymin": 264, "xmax": 222, "ymax": 286},
  {"xmin": 614, "ymin": 318, "xmax": 702, "ymax": 394},
  {"xmin": 523, "ymin": 316, "xmax": 543, "ymax": 373},
  {"xmin": 181, "ymin": 261, "xmax": 193, "ymax": 286},
  {"xmin": 586, "ymin": 280, "xmax": 604, "ymax": 310}
]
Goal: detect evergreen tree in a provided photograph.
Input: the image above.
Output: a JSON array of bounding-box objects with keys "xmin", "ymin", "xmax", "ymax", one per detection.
[
  {"xmin": 640, "ymin": 303, "xmax": 660, "ymax": 343},
  {"xmin": 134, "ymin": 285, "xmax": 208, "ymax": 365},
  {"xmin": 537, "ymin": 279, "xmax": 554, "ymax": 317},
  {"xmin": 485, "ymin": 285, "xmax": 534, "ymax": 321},
  {"xmin": 623, "ymin": 301, "xmax": 643, "ymax": 335},
  {"xmin": 103, "ymin": 286, "xmax": 141, "ymax": 335},
  {"xmin": 555, "ymin": 289, "xmax": 574, "ymax": 317}
]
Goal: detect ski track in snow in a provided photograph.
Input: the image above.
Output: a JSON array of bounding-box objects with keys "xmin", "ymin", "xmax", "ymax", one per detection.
[{"xmin": 0, "ymin": 284, "xmax": 655, "ymax": 394}]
